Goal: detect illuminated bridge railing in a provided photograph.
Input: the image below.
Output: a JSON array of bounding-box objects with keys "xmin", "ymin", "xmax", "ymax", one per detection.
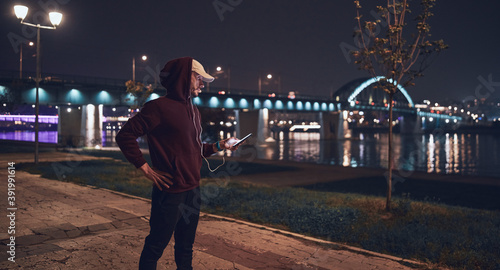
[
  {"xmin": 348, "ymin": 103, "xmax": 414, "ymax": 113},
  {"xmin": 417, "ymin": 111, "xmax": 462, "ymax": 122},
  {"xmin": 0, "ymin": 115, "xmax": 59, "ymax": 124},
  {"xmin": 193, "ymin": 93, "xmax": 339, "ymax": 112},
  {"xmin": 348, "ymin": 103, "xmax": 463, "ymax": 122}
]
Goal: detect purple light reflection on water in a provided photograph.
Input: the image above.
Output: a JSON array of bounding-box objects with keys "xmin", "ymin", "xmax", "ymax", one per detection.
[
  {"xmin": 0, "ymin": 115, "xmax": 58, "ymax": 124},
  {"xmin": 0, "ymin": 131, "xmax": 58, "ymax": 144}
]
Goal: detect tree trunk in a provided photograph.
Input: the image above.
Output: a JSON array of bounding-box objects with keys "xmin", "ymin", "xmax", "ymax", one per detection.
[{"xmin": 386, "ymin": 93, "xmax": 394, "ymax": 211}]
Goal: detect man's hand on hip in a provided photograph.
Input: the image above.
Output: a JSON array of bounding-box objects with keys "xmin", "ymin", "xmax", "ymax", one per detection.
[{"xmin": 139, "ymin": 163, "xmax": 173, "ymax": 191}]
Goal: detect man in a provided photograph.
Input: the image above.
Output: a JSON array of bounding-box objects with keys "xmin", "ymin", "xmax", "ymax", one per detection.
[{"xmin": 116, "ymin": 57, "xmax": 238, "ymax": 269}]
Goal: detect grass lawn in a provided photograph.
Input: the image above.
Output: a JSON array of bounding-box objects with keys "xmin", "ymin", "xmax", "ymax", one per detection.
[
  {"xmin": 301, "ymin": 177, "xmax": 500, "ymax": 211},
  {"xmin": 16, "ymin": 149, "xmax": 500, "ymax": 270}
]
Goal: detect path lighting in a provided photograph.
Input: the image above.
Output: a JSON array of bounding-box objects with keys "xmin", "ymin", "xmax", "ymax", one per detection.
[
  {"xmin": 14, "ymin": 5, "xmax": 63, "ymax": 164},
  {"xmin": 49, "ymin": 12, "xmax": 63, "ymax": 26}
]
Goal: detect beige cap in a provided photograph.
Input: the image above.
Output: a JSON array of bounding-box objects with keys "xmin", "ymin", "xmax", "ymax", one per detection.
[{"xmin": 192, "ymin": 59, "xmax": 215, "ymax": 82}]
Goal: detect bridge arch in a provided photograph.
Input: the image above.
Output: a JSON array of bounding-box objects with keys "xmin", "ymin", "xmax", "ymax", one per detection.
[
  {"xmin": 348, "ymin": 76, "xmax": 414, "ymax": 107},
  {"xmin": 334, "ymin": 76, "xmax": 414, "ymax": 108}
]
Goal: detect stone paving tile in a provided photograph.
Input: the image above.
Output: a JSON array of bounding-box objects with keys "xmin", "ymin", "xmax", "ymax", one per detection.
[
  {"xmin": 106, "ymin": 200, "xmax": 152, "ymax": 217},
  {"xmin": 110, "ymin": 220, "xmax": 127, "ymax": 229},
  {"xmin": 43, "ymin": 229, "xmax": 68, "ymax": 240},
  {"xmin": 15, "ymin": 235, "xmax": 51, "ymax": 247},
  {"xmin": 65, "ymin": 229, "xmax": 82, "ymax": 238},
  {"xmin": 86, "ymin": 223, "xmax": 113, "ymax": 233},
  {"xmin": 24, "ymin": 243, "xmax": 63, "ymax": 257},
  {"xmin": 121, "ymin": 217, "xmax": 150, "ymax": 228},
  {"xmin": 90, "ymin": 206, "xmax": 137, "ymax": 221},
  {"xmin": 55, "ymin": 222, "xmax": 79, "ymax": 232}
]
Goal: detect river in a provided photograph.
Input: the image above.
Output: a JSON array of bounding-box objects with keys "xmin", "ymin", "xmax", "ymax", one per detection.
[
  {"xmin": 254, "ymin": 132, "xmax": 499, "ymax": 178},
  {"xmin": 1, "ymin": 130, "xmax": 499, "ymax": 178}
]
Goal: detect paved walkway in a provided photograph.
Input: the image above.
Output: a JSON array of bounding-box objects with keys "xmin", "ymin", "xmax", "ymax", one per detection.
[{"xmin": 0, "ymin": 151, "xmax": 431, "ymax": 269}]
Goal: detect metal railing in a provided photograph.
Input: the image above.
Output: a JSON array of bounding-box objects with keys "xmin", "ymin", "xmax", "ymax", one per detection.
[{"xmin": 0, "ymin": 70, "xmax": 128, "ymax": 87}]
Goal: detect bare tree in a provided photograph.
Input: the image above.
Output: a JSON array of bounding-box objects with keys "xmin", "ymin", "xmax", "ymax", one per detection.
[
  {"xmin": 351, "ymin": 0, "xmax": 447, "ymax": 211},
  {"xmin": 125, "ymin": 80, "xmax": 154, "ymax": 112}
]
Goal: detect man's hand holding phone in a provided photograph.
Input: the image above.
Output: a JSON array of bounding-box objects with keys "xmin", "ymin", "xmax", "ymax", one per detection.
[{"xmin": 219, "ymin": 133, "xmax": 252, "ymax": 151}]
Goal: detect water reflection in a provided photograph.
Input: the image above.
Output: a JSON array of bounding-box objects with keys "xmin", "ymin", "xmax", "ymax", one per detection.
[
  {"xmin": 0, "ymin": 131, "xmax": 58, "ymax": 143},
  {"xmin": 269, "ymin": 132, "xmax": 321, "ymax": 162},
  {"xmin": 258, "ymin": 132, "xmax": 499, "ymax": 178},
  {"xmin": 453, "ymin": 134, "xmax": 459, "ymax": 174},
  {"xmin": 103, "ymin": 130, "xmax": 119, "ymax": 147},
  {"xmin": 427, "ymin": 134, "xmax": 436, "ymax": 173}
]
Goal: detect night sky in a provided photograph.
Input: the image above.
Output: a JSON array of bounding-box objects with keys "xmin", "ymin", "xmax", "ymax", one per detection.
[{"xmin": 1, "ymin": 0, "xmax": 500, "ymax": 103}]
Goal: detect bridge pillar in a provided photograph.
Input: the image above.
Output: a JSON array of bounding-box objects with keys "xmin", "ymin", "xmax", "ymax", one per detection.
[
  {"xmin": 58, "ymin": 106, "xmax": 83, "ymax": 147},
  {"xmin": 400, "ymin": 113, "xmax": 422, "ymax": 134},
  {"xmin": 319, "ymin": 111, "xmax": 345, "ymax": 140},
  {"xmin": 80, "ymin": 104, "xmax": 103, "ymax": 148},
  {"xmin": 422, "ymin": 116, "xmax": 438, "ymax": 131},
  {"xmin": 235, "ymin": 109, "xmax": 272, "ymax": 144}
]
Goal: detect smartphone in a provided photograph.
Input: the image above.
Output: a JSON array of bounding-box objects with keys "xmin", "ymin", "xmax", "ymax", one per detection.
[{"xmin": 232, "ymin": 133, "xmax": 252, "ymax": 147}]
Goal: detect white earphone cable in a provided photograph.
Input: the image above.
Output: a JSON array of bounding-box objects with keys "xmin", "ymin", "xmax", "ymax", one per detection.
[{"xmin": 191, "ymin": 98, "xmax": 225, "ymax": 172}]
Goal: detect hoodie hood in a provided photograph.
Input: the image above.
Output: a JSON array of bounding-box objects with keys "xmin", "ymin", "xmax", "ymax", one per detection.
[{"xmin": 159, "ymin": 57, "xmax": 193, "ymax": 102}]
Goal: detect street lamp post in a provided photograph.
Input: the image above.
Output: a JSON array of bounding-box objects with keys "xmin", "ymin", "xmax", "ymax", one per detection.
[
  {"xmin": 258, "ymin": 74, "xmax": 263, "ymax": 95},
  {"xmin": 216, "ymin": 66, "xmax": 231, "ymax": 92},
  {"xmin": 266, "ymin": 74, "xmax": 282, "ymax": 94},
  {"xmin": 259, "ymin": 73, "xmax": 276, "ymax": 96},
  {"xmin": 14, "ymin": 5, "xmax": 63, "ymax": 164},
  {"xmin": 277, "ymin": 75, "xmax": 281, "ymax": 94},
  {"xmin": 132, "ymin": 55, "xmax": 148, "ymax": 82},
  {"xmin": 19, "ymin": 41, "xmax": 34, "ymax": 79},
  {"xmin": 227, "ymin": 67, "xmax": 231, "ymax": 92}
]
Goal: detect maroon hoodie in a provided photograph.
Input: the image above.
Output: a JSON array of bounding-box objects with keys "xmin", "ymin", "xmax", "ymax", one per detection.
[{"xmin": 115, "ymin": 57, "xmax": 216, "ymax": 193}]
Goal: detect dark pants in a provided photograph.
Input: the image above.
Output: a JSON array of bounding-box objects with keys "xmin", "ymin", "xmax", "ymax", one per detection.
[{"xmin": 139, "ymin": 186, "xmax": 201, "ymax": 270}]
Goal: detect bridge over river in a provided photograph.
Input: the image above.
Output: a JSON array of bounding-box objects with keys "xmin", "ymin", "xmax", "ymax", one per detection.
[{"xmin": 0, "ymin": 72, "xmax": 462, "ymax": 147}]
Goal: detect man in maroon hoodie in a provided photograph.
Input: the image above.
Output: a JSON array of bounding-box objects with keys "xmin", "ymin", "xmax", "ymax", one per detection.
[{"xmin": 116, "ymin": 57, "xmax": 238, "ymax": 269}]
